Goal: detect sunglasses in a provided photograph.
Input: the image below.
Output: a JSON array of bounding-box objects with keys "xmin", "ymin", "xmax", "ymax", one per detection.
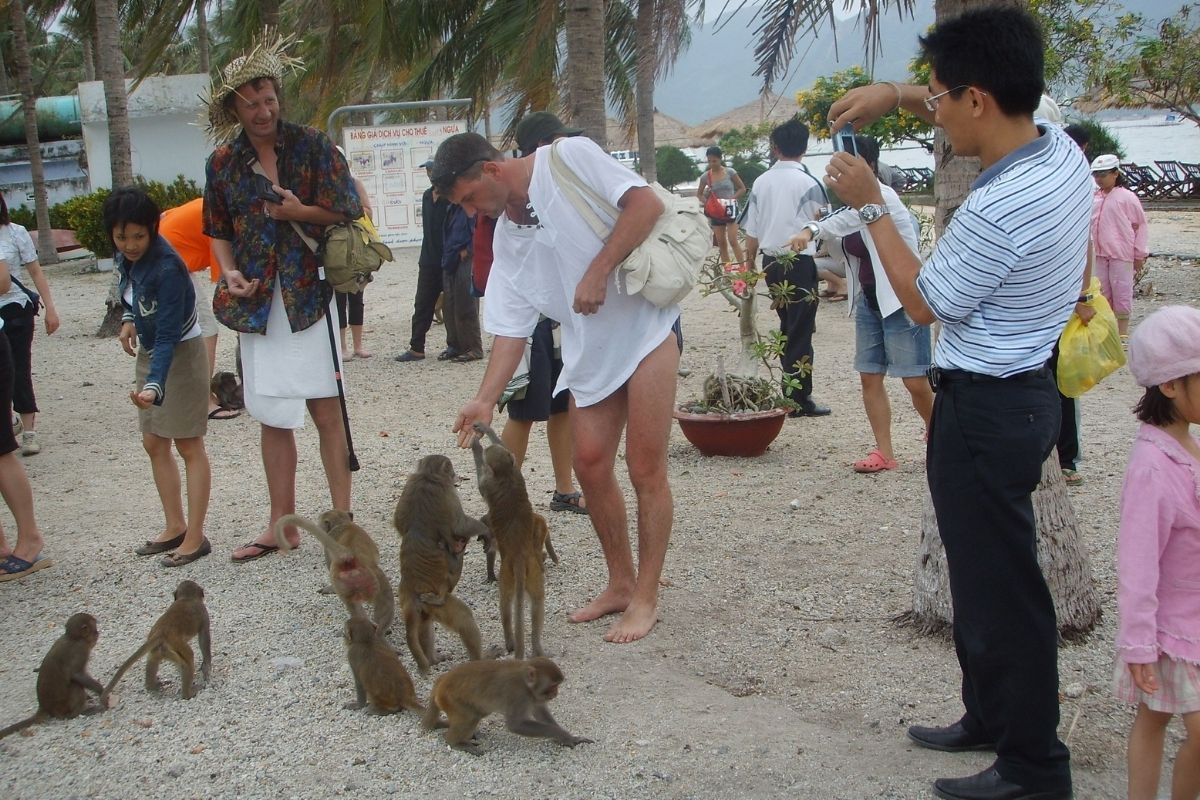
[
  {"xmin": 430, "ymin": 157, "xmax": 490, "ymax": 187},
  {"xmin": 923, "ymin": 85, "xmax": 988, "ymax": 112}
]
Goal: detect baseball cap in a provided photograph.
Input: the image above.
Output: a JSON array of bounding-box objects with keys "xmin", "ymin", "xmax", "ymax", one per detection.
[
  {"xmin": 515, "ymin": 112, "xmax": 583, "ymax": 156},
  {"xmin": 420, "ymin": 159, "xmax": 435, "ymax": 169},
  {"xmin": 1090, "ymin": 154, "xmax": 1120, "ymax": 172}
]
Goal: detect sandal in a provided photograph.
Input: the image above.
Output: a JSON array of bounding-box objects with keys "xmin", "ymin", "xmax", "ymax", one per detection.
[
  {"xmin": 853, "ymin": 449, "xmax": 898, "ymax": 474},
  {"xmin": 136, "ymin": 531, "xmax": 186, "ymax": 555},
  {"xmin": 161, "ymin": 538, "xmax": 211, "ymax": 568},
  {"xmin": 231, "ymin": 541, "xmax": 282, "ymax": 562},
  {"xmin": 208, "ymin": 407, "xmax": 241, "ymax": 420},
  {"xmin": 0, "ymin": 554, "xmax": 54, "ymax": 582},
  {"xmin": 550, "ymin": 491, "xmax": 589, "ymax": 515},
  {"xmin": 1061, "ymin": 468, "xmax": 1084, "ymax": 486},
  {"xmin": 451, "ymin": 352, "xmax": 483, "ymax": 363}
]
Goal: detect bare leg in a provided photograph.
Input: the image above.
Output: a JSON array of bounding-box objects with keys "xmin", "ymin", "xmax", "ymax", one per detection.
[
  {"xmin": 714, "ymin": 224, "xmax": 731, "ymax": 263},
  {"xmin": 351, "ymin": 325, "xmax": 371, "ymax": 358},
  {"xmin": 1118, "ymin": 315, "xmax": 1130, "ymax": 337},
  {"xmin": 308, "ymin": 396, "xmax": 352, "ymax": 511},
  {"xmin": 1128, "ymin": 703, "xmax": 1170, "ymax": 800},
  {"xmin": 173, "ymin": 437, "xmax": 211, "ymax": 555},
  {"xmin": 859, "ymin": 372, "xmax": 894, "ymax": 461},
  {"xmin": 0, "ymin": 452, "xmax": 42, "ymax": 562},
  {"xmin": 18, "ymin": 412, "xmax": 35, "ymax": 435},
  {"xmin": 143, "ymin": 432, "xmax": 187, "ymax": 542},
  {"xmin": 726, "ymin": 221, "xmax": 747, "ymax": 264},
  {"xmin": 604, "ymin": 332, "xmax": 677, "ymax": 643},
  {"xmin": 499, "ymin": 418, "xmax": 534, "ymax": 469},
  {"xmin": 203, "ymin": 334, "xmax": 221, "ymax": 416},
  {"xmin": 231, "ymin": 424, "xmax": 299, "ymax": 558},
  {"xmin": 818, "ymin": 268, "xmax": 847, "ymax": 296},
  {"xmin": 546, "ymin": 411, "xmax": 581, "ymax": 501},
  {"xmin": 1172, "ymin": 710, "xmax": 1200, "ymax": 800},
  {"xmin": 901, "ymin": 375, "xmax": 934, "ymax": 432}
]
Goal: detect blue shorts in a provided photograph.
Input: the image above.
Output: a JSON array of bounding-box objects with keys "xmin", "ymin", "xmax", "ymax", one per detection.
[{"xmin": 853, "ymin": 294, "xmax": 931, "ymax": 378}]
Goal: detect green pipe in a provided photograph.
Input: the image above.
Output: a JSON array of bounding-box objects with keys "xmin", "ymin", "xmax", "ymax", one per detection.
[{"xmin": 0, "ymin": 95, "xmax": 82, "ymax": 145}]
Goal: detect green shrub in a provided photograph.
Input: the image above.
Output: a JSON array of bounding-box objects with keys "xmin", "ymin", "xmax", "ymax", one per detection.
[
  {"xmin": 138, "ymin": 175, "xmax": 202, "ymax": 211},
  {"xmin": 58, "ymin": 188, "xmax": 113, "ymax": 258},
  {"xmin": 730, "ymin": 156, "xmax": 768, "ymax": 189},
  {"xmin": 655, "ymin": 146, "xmax": 700, "ymax": 191},
  {"xmin": 1066, "ymin": 118, "xmax": 1127, "ymax": 163},
  {"xmin": 8, "ymin": 206, "xmax": 36, "ymax": 229}
]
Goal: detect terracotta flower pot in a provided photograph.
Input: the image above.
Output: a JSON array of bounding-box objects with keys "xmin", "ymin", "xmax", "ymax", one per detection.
[{"xmin": 673, "ymin": 407, "xmax": 788, "ymax": 457}]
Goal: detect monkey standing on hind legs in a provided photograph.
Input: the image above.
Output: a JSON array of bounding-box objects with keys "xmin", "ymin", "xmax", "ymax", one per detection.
[
  {"xmin": 471, "ymin": 421, "xmax": 550, "ymax": 659},
  {"xmin": 343, "ymin": 615, "xmax": 424, "ymax": 714},
  {"xmin": 274, "ymin": 509, "xmax": 395, "ymax": 633},
  {"xmin": 392, "ymin": 454, "xmax": 490, "ymax": 675},
  {"xmin": 421, "ymin": 657, "xmax": 593, "ymax": 754},
  {"xmin": 101, "ymin": 580, "xmax": 212, "ymax": 702},
  {"xmin": 0, "ymin": 613, "xmax": 107, "ymax": 738}
]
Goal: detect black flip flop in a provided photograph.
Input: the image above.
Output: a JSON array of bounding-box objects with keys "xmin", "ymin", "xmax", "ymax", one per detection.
[
  {"xmin": 231, "ymin": 541, "xmax": 281, "ymax": 562},
  {"xmin": 135, "ymin": 532, "xmax": 186, "ymax": 555},
  {"xmin": 208, "ymin": 407, "xmax": 241, "ymax": 420}
]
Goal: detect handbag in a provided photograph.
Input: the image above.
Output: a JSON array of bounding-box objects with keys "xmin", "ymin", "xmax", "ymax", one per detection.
[
  {"xmin": 546, "ymin": 141, "xmax": 710, "ymax": 308},
  {"xmin": 702, "ymin": 171, "xmax": 738, "ymax": 221},
  {"xmin": 1056, "ymin": 278, "xmax": 1125, "ymax": 398},
  {"xmin": 10, "ymin": 276, "xmax": 40, "ymax": 316}
]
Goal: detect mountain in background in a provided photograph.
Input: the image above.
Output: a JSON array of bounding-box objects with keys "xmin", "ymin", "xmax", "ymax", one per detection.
[{"xmin": 654, "ymin": 0, "xmax": 1181, "ymax": 126}]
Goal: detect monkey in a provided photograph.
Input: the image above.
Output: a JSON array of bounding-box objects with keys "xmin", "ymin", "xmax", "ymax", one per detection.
[
  {"xmin": 392, "ymin": 454, "xmax": 490, "ymax": 675},
  {"xmin": 0, "ymin": 613, "xmax": 106, "ymax": 738},
  {"xmin": 471, "ymin": 422, "xmax": 550, "ymax": 659},
  {"xmin": 421, "ymin": 657, "xmax": 593, "ymax": 754},
  {"xmin": 101, "ymin": 580, "xmax": 212, "ymax": 702},
  {"xmin": 274, "ymin": 509, "xmax": 395, "ymax": 633},
  {"xmin": 478, "ymin": 513, "xmax": 558, "ymax": 583},
  {"xmin": 210, "ymin": 371, "xmax": 244, "ymax": 410},
  {"xmin": 343, "ymin": 614, "xmax": 424, "ymax": 714}
]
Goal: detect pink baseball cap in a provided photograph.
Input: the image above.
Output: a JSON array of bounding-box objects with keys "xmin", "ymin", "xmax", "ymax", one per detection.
[{"xmin": 1127, "ymin": 305, "xmax": 1200, "ymax": 387}]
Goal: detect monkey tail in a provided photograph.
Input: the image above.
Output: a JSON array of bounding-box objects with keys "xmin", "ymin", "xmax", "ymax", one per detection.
[
  {"xmin": 102, "ymin": 640, "xmax": 154, "ymax": 698},
  {"xmin": 274, "ymin": 514, "xmax": 351, "ymax": 560},
  {"xmin": 419, "ymin": 692, "xmax": 443, "ymax": 731},
  {"xmin": 514, "ymin": 560, "xmax": 527, "ymax": 661},
  {"xmin": 0, "ymin": 713, "xmax": 44, "ymax": 739}
]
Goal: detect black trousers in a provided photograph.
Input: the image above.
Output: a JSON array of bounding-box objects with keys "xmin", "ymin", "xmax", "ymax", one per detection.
[
  {"xmin": 0, "ymin": 305, "xmax": 38, "ymax": 415},
  {"xmin": 1046, "ymin": 346, "xmax": 1080, "ymax": 470},
  {"xmin": 442, "ymin": 262, "xmax": 482, "ymax": 356},
  {"xmin": 763, "ymin": 253, "xmax": 818, "ymax": 401},
  {"xmin": 408, "ymin": 261, "xmax": 444, "ymax": 353},
  {"xmin": 335, "ymin": 289, "xmax": 365, "ymax": 328},
  {"xmin": 927, "ymin": 370, "xmax": 1071, "ymax": 791}
]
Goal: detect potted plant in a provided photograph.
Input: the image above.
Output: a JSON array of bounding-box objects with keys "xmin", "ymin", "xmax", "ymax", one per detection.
[{"xmin": 675, "ymin": 253, "xmax": 814, "ymax": 457}]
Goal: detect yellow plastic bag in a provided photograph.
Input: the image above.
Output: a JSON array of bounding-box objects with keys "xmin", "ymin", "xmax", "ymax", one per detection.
[{"xmin": 1056, "ymin": 278, "xmax": 1126, "ymax": 398}]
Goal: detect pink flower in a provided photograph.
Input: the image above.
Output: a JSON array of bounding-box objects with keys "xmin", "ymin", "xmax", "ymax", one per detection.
[
  {"xmin": 723, "ymin": 262, "xmax": 738, "ymax": 273},
  {"xmin": 732, "ymin": 279, "xmax": 748, "ymax": 296}
]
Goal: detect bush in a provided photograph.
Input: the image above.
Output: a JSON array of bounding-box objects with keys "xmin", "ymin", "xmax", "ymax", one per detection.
[
  {"xmin": 655, "ymin": 146, "xmax": 700, "ymax": 191},
  {"xmin": 8, "ymin": 203, "xmax": 71, "ymax": 230},
  {"xmin": 730, "ymin": 156, "xmax": 768, "ymax": 189},
  {"xmin": 1066, "ymin": 118, "xmax": 1127, "ymax": 163}
]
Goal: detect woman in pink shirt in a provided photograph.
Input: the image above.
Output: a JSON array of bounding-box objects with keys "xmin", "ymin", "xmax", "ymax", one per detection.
[
  {"xmin": 1116, "ymin": 305, "xmax": 1200, "ymax": 800},
  {"xmin": 1090, "ymin": 154, "xmax": 1149, "ymax": 339}
]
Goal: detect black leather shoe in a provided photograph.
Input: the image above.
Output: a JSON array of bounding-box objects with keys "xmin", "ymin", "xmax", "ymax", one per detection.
[
  {"xmin": 436, "ymin": 348, "xmax": 462, "ymax": 361},
  {"xmin": 934, "ymin": 767, "xmax": 1072, "ymax": 800},
  {"xmin": 788, "ymin": 399, "xmax": 831, "ymax": 417},
  {"xmin": 393, "ymin": 350, "xmax": 425, "ymax": 363},
  {"xmin": 908, "ymin": 720, "xmax": 995, "ymax": 752}
]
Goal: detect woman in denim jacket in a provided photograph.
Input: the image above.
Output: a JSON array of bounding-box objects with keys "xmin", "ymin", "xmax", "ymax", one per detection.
[{"xmin": 106, "ymin": 188, "xmax": 213, "ymax": 567}]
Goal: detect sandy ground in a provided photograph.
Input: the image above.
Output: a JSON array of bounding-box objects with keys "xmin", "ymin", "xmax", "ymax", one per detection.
[{"xmin": 0, "ymin": 210, "xmax": 1197, "ymax": 799}]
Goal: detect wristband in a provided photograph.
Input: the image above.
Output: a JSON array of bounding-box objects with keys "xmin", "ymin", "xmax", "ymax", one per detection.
[
  {"xmin": 1077, "ymin": 294, "xmax": 1092, "ymax": 303},
  {"xmin": 877, "ymin": 81, "xmax": 902, "ymax": 113}
]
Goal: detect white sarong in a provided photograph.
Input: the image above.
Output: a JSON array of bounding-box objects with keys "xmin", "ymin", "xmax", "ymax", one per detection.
[{"xmin": 241, "ymin": 281, "xmax": 344, "ymax": 429}]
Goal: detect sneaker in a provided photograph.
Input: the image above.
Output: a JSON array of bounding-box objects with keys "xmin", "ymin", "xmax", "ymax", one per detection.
[
  {"xmin": 20, "ymin": 430, "xmax": 40, "ymax": 456},
  {"xmin": 11, "ymin": 413, "xmax": 22, "ymax": 436}
]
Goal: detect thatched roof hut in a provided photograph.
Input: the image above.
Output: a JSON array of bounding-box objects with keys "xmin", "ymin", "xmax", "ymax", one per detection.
[
  {"xmin": 606, "ymin": 111, "xmax": 705, "ymax": 150},
  {"xmin": 687, "ymin": 92, "xmax": 802, "ymax": 144}
]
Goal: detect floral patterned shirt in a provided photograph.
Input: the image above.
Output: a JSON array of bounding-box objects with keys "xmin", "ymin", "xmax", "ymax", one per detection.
[{"xmin": 203, "ymin": 121, "xmax": 361, "ymax": 334}]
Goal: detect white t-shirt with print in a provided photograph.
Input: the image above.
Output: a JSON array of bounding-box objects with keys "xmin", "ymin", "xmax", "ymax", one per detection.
[
  {"xmin": 483, "ymin": 136, "xmax": 680, "ymax": 407},
  {"xmin": 0, "ymin": 223, "xmax": 37, "ymax": 309}
]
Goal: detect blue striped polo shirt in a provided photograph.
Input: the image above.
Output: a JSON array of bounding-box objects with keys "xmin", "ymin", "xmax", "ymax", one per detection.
[{"xmin": 916, "ymin": 124, "xmax": 1092, "ymax": 377}]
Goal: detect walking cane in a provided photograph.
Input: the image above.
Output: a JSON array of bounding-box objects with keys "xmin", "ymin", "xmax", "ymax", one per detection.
[{"xmin": 322, "ymin": 288, "xmax": 360, "ymax": 472}]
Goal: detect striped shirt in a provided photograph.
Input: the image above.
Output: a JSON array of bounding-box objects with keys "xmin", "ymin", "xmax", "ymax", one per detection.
[
  {"xmin": 916, "ymin": 124, "xmax": 1092, "ymax": 377},
  {"xmin": 742, "ymin": 160, "xmax": 828, "ymax": 256}
]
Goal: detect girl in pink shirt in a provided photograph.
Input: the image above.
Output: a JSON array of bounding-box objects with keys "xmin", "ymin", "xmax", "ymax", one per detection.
[
  {"xmin": 1090, "ymin": 154, "xmax": 1149, "ymax": 339},
  {"xmin": 1116, "ymin": 305, "xmax": 1200, "ymax": 800}
]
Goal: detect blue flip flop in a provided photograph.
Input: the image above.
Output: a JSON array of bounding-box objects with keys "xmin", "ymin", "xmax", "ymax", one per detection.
[{"xmin": 0, "ymin": 554, "xmax": 54, "ymax": 582}]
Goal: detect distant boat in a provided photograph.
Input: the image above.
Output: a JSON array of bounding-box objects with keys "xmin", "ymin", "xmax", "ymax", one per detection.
[{"xmin": 1165, "ymin": 112, "xmax": 1185, "ymax": 124}]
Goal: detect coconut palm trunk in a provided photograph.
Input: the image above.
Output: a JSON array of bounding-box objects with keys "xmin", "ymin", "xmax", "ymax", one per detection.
[
  {"xmin": 634, "ymin": 0, "xmax": 657, "ymax": 181},
  {"xmin": 8, "ymin": 0, "xmax": 58, "ymax": 265},
  {"xmin": 564, "ymin": 0, "xmax": 608, "ymax": 145},
  {"xmin": 94, "ymin": 0, "xmax": 133, "ymax": 188}
]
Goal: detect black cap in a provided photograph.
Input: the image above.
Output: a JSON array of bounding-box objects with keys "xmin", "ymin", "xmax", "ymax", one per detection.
[
  {"xmin": 515, "ymin": 112, "xmax": 583, "ymax": 156},
  {"xmin": 420, "ymin": 159, "xmax": 435, "ymax": 169}
]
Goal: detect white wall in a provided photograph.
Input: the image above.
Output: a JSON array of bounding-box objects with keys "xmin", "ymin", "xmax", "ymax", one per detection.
[{"xmin": 78, "ymin": 74, "xmax": 211, "ymax": 191}]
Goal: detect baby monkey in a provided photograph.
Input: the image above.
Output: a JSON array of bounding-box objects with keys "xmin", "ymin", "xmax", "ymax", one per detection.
[
  {"xmin": 343, "ymin": 615, "xmax": 424, "ymax": 715},
  {"xmin": 422, "ymin": 657, "xmax": 593, "ymax": 754},
  {"xmin": 102, "ymin": 579, "xmax": 211, "ymax": 701},
  {"xmin": 0, "ymin": 613, "xmax": 107, "ymax": 738}
]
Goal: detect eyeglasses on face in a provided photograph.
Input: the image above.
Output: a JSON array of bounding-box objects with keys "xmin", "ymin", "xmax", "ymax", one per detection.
[
  {"xmin": 924, "ymin": 85, "xmax": 987, "ymax": 112},
  {"xmin": 430, "ymin": 157, "xmax": 490, "ymax": 187}
]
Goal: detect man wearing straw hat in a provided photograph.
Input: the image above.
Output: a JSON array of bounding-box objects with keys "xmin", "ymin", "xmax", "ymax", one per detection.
[{"xmin": 202, "ymin": 31, "xmax": 362, "ymax": 562}]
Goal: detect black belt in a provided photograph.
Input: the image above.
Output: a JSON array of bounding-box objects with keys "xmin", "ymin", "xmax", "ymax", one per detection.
[{"xmin": 926, "ymin": 365, "xmax": 1051, "ymax": 392}]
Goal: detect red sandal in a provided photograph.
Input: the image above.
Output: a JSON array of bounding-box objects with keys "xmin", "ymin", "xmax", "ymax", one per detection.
[{"xmin": 853, "ymin": 449, "xmax": 898, "ymax": 474}]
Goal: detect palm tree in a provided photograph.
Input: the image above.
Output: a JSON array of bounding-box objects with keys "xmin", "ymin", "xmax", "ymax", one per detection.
[
  {"xmin": 564, "ymin": 0, "xmax": 608, "ymax": 144},
  {"xmin": 93, "ymin": 0, "xmax": 133, "ymax": 187}
]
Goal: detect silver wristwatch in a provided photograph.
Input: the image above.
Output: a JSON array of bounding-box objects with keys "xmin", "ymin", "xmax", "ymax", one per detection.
[
  {"xmin": 802, "ymin": 221, "xmax": 821, "ymax": 240},
  {"xmin": 857, "ymin": 203, "xmax": 890, "ymax": 224}
]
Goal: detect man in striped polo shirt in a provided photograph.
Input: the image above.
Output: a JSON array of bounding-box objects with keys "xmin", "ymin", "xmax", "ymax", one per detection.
[{"xmin": 827, "ymin": 8, "xmax": 1090, "ymax": 800}]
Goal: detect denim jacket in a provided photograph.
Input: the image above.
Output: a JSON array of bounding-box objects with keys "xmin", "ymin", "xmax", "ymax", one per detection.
[{"xmin": 117, "ymin": 235, "xmax": 198, "ymax": 405}]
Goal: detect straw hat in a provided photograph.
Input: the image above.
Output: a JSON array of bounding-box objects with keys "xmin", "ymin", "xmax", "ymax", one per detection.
[{"xmin": 203, "ymin": 29, "xmax": 303, "ymax": 144}]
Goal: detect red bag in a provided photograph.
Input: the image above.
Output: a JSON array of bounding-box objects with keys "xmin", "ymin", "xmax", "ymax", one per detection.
[
  {"xmin": 702, "ymin": 171, "xmax": 735, "ymax": 221},
  {"xmin": 471, "ymin": 213, "xmax": 496, "ymax": 296}
]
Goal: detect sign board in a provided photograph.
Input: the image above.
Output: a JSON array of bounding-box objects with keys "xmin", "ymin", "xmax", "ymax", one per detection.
[{"xmin": 341, "ymin": 120, "xmax": 467, "ymax": 247}]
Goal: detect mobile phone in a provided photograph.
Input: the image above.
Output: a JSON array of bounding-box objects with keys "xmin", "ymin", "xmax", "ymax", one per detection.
[
  {"xmin": 833, "ymin": 123, "xmax": 858, "ymax": 157},
  {"xmin": 254, "ymin": 173, "xmax": 283, "ymax": 203}
]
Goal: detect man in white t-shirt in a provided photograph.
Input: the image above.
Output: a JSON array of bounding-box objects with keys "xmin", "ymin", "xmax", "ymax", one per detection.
[{"xmin": 433, "ymin": 130, "xmax": 678, "ymax": 644}]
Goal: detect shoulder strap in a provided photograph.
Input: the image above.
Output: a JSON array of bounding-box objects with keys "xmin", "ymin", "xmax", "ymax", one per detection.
[
  {"xmin": 544, "ymin": 141, "xmax": 617, "ymax": 241},
  {"xmin": 798, "ymin": 162, "xmax": 830, "ymax": 206},
  {"xmin": 250, "ymin": 160, "xmax": 321, "ymax": 254}
]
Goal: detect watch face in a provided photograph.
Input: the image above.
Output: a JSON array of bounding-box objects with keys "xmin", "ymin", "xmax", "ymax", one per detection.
[{"xmin": 859, "ymin": 204, "xmax": 885, "ymax": 223}]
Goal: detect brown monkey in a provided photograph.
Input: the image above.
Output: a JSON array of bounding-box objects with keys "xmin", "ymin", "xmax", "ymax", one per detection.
[
  {"xmin": 392, "ymin": 454, "xmax": 489, "ymax": 675},
  {"xmin": 101, "ymin": 580, "xmax": 211, "ymax": 702},
  {"xmin": 471, "ymin": 422, "xmax": 549, "ymax": 659},
  {"xmin": 421, "ymin": 657, "xmax": 593, "ymax": 754},
  {"xmin": 210, "ymin": 371, "xmax": 244, "ymax": 410},
  {"xmin": 479, "ymin": 513, "xmax": 558, "ymax": 583},
  {"xmin": 343, "ymin": 615, "xmax": 424, "ymax": 714},
  {"xmin": 0, "ymin": 613, "xmax": 106, "ymax": 738},
  {"xmin": 275, "ymin": 510, "xmax": 395, "ymax": 633}
]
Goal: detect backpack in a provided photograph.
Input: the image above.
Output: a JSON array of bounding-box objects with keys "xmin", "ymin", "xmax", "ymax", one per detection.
[{"xmin": 319, "ymin": 218, "xmax": 394, "ymax": 293}]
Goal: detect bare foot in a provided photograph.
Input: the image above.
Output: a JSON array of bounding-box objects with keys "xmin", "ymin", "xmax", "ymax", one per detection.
[
  {"xmin": 603, "ymin": 601, "xmax": 658, "ymax": 644},
  {"xmin": 231, "ymin": 529, "xmax": 299, "ymax": 561},
  {"xmin": 354, "ymin": 349, "xmax": 373, "ymax": 359},
  {"xmin": 568, "ymin": 588, "xmax": 631, "ymax": 623}
]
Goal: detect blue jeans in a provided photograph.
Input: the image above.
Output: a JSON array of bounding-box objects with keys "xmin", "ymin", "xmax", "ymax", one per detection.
[{"xmin": 853, "ymin": 294, "xmax": 931, "ymax": 378}]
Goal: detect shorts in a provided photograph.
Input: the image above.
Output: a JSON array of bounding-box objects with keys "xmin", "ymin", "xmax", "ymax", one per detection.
[
  {"xmin": 853, "ymin": 295, "xmax": 931, "ymax": 378},
  {"xmin": 192, "ymin": 272, "xmax": 218, "ymax": 338},
  {"xmin": 1114, "ymin": 654, "xmax": 1200, "ymax": 714},
  {"xmin": 507, "ymin": 318, "xmax": 568, "ymax": 422},
  {"xmin": 136, "ymin": 336, "xmax": 209, "ymax": 439}
]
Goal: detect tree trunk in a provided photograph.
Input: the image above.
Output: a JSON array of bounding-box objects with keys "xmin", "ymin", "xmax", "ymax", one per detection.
[
  {"xmin": 634, "ymin": 0, "xmax": 657, "ymax": 181},
  {"xmin": 81, "ymin": 34, "xmax": 97, "ymax": 83},
  {"xmin": 902, "ymin": 457, "xmax": 1102, "ymax": 638},
  {"xmin": 94, "ymin": 0, "xmax": 134, "ymax": 187},
  {"xmin": 196, "ymin": 0, "xmax": 211, "ymax": 75},
  {"xmin": 564, "ymin": 0, "xmax": 608, "ymax": 147},
  {"xmin": 8, "ymin": 0, "xmax": 58, "ymax": 265}
]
